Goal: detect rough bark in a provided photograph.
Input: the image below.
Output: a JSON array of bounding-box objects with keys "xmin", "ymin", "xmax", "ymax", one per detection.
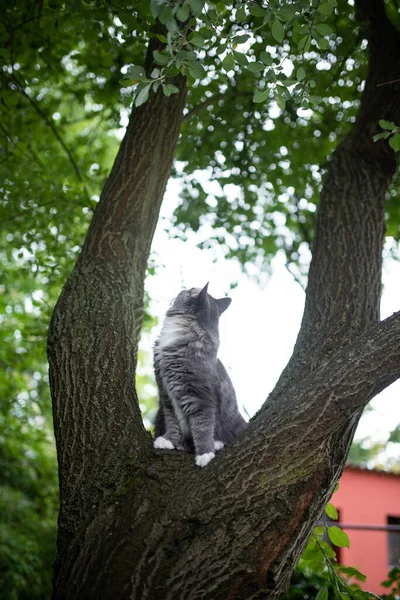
[
  {"xmin": 48, "ymin": 36, "xmax": 187, "ymax": 591},
  {"xmin": 48, "ymin": 2, "xmax": 400, "ymax": 599}
]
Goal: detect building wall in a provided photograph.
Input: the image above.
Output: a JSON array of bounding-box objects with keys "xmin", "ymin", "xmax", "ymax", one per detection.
[{"xmin": 333, "ymin": 467, "xmax": 400, "ymax": 595}]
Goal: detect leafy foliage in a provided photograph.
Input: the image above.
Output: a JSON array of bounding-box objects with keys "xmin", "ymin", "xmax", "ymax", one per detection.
[{"xmin": 0, "ymin": 0, "xmax": 399, "ymax": 595}]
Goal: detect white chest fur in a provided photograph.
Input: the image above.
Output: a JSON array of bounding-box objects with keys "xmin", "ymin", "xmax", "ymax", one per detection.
[{"xmin": 158, "ymin": 315, "xmax": 189, "ymax": 349}]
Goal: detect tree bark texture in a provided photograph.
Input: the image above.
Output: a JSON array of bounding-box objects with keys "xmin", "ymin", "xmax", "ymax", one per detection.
[{"xmin": 48, "ymin": 3, "xmax": 400, "ymax": 599}]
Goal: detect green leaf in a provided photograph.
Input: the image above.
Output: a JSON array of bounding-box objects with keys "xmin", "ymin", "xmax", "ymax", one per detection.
[
  {"xmin": 309, "ymin": 95, "xmax": 323, "ymax": 104},
  {"xmin": 296, "ymin": 66, "xmax": 306, "ymax": 81},
  {"xmin": 177, "ymin": 50, "xmax": 197, "ymax": 60},
  {"xmin": 176, "ymin": 4, "xmax": 190, "ymax": 22},
  {"xmin": 328, "ymin": 526, "xmax": 350, "ymax": 548},
  {"xmin": 233, "ymin": 50, "xmax": 248, "ymax": 65},
  {"xmin": 298, "ymin": 35, "xmax": 311, "ymax": 52},
  {"xmin": 188, "ymin": 62, "xmax": 205, "ymax": 78},
  {"xmin": 158, "ymin": 5, "xmax": 174, "ymax": 25},
  {"xmin": 314, "ymin": 24, "xmax": 332, "ymax": 36},
  {"xmin": 165, "ymin": 17, "xmax": 178, "ymax": 32},
  {"xmin": 326, "ymin": 503, "xmax": 338, "ymax": 520},
  {"xmin": 189, "ymin": 0, "xmax": 203, "ymax": 16},
  {"xmin": 236, "ymin": 6, "xmax": 247, "ymax": 22},
  {"xmin": 222, "ymin": 52, "xmax": 235, "ymax": 72},
  {"xmin": 260, "ymin": 51, "xmax": 273, "ymax": 66},
  {"xmin": 216, "ymin": 43, "xmax": 227, "ymax": 56},
  {"xmin": 232, "ymin": 34, "xmax": 251, "ymax": 44},
  {"xmin": 249, "ymin": 5, "xmax": 266, "ymax": 17},
  {"xmin": 247, "ymin": 61, "xmax": 264, "ymax": 73},
  {"xmin": 135, "ymin": 83, "xmax": 151, "ymax": 107},
  {"xmin": 275, "ymin": 92, "xmax": 285, "ymax": 110},
  {"xmin": 150, "ymin": 0, "xmax": 162, "ymax": 19},
  {"xmin": 315, "ymin": 587, "xmax": 329, "ymax": 600},
  {"xmin": 389, "ymin": 133, "xmax": 400, "ymax": 151},
  {"xmin": 271, "ymin": 18, "xmax": 284, "ymax": 43},
  {"xmin": 155, "ymin": 34, "xmax": 168, "ymax": 43},
  {"xmin": 190, "ymin": 34, "xmax": 205, "ymax": 47},
  {"xmin": 280, "ymin": 78, "xmax": 297, "ymax": 87},
  {"xmin": 277, "ymin": 6, "xmax": 297, "ymax": 21},
  {"xmin": 317, "ymin": 37, "xmax": 330, "ymax": 50},
  {"xmin": 253, "ymin": 89, "xmax": 269, "ymax": 103},
  {"xmin": 153, "ymin": 50, "xmax": 170, "ymax": 65},
  {"xmin": 126, "ymin": 65, "xmax": 146, "ymax": 81},
  {"xmin": 314, "ymin": 526, "xmax": 326, "ymax": 536},
  {"xmin": 162, "ymin": 83, "xmax": 179, "ymax": 97},
  {"xmin": 379, "ymin": 119, "xmax": 397, "ymax": 130},
  {"xmin": 318, "ymin": 539, "xmax": 337, "ymax": 559},
  {"xmin": 318, "ymin": 1, "xmax": 334, "ymax": 15},
  {"xmin": 150, "ymin": 67, "xmax": 161, "ymax": 79},
  {"xmin": 338, "ymin": 566, "xmax": 367, "ymax": 582}
]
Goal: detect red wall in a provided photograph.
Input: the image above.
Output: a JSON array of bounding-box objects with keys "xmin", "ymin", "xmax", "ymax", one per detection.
[{"xmin": 333, "ymin": 467, "xmax": 400, "ymax": 594}]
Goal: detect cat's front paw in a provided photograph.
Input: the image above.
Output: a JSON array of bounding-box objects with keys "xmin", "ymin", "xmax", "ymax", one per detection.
[
  {"xmin": 153, "ymin": 436, "xmax": 175, "ymax": 450},
  {"xmin": 214, "ymin": 440, "xmax": 225, "ymax": 451},
  {"xmin": 195, "ymin": 452, "xmax": 215, "ymax": 467}
]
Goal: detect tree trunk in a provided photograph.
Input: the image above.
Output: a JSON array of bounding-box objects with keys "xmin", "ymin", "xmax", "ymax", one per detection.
[{"xmin": 48, "ymin": 2, "xmax": 400, "ymax": 599}]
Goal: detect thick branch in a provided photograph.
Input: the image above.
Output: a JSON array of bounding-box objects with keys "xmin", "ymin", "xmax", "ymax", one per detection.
[
  {"xmin": 144, "ymin": 312, "xmax": 400, "ymax": 599},
  {"xmin": 48, "ymin": 41, "xmax": 187, "ymax": 548},
  {"xmin": 268, "ymin": 0, "xmax": 400, "ymax": 404},
  {"xmin": 60, "ymin": 312, "xmax": 400, "ymax": 600}
]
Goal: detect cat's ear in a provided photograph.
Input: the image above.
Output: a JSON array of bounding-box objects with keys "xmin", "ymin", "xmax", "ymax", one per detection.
[
  {"xmin": 216, "ymin": 297, "xmax": 232, "ymax": 314},
  {"xmin": 196, "ymin": 282, "xmax": 209, "ymax": 304}
]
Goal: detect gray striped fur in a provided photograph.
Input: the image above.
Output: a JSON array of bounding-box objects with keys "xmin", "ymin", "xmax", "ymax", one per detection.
[{"xmin": 153, "ymin": 284, "xmax": 247, "ymax": 467}]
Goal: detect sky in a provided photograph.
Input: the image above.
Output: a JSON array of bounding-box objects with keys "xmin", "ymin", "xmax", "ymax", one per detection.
[{"xmin": 141, "ymin": 177, "xmax": 400, "ymax": 452}]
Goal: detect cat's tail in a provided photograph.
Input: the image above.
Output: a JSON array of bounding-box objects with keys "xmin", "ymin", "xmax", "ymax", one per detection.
[{"xmin": 154, "ymin": 408, "xmax": 165, "ymax": 437}]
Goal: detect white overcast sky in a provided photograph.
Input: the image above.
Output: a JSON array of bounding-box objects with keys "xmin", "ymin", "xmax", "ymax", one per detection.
[{"xmin": 142, "ymin": 177, "xmax": 400, "ymax": 451}]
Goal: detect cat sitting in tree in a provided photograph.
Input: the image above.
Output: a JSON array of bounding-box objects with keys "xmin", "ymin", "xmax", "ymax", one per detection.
[{"xmin": 153, "ymin": 283, "xmax": 247, "ymax": 467}]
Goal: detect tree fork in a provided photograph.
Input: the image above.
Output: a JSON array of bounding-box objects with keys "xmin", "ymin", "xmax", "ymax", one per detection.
[
  {"xmin": 48, "ymin": 34, "xmax": 187, "ymax": 594},
  {"xmin": 48, "ymin": 1, "xmax": 400, "ymax": 599}
]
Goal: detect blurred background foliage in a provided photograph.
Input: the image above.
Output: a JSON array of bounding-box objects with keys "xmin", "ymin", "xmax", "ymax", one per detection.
[{"xmin": 0, "ymin": 0, "xmax": 399, "ymax": 597}]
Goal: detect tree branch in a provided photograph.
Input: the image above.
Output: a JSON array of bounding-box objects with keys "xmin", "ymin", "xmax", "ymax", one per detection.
[
  {"xmin": 266, "ymin": 0, "xmax": 400, "ymax": 405},
  {"xmin": 48, "ymin": 48, "xmax": 187, "ymax": 550},
  {"xmin": 2, "ymin": 73, "xmax": 89, "ymax": 200},
  {"xmin": 182, "ymin": 90, "xmax": 254, "ymax": 122},
  {"xmin": 155, "ymin": 312, "xmax": 400, "ymax": 599}
]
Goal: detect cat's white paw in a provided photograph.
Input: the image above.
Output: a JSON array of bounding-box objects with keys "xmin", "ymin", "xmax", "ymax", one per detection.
[
  {"xmin": 195, "ymin": 452, "xmax": 215, "ymax": 467},
  {"xmin": 214, "ymin": 440, "xmax": 225, "ymax": 451},
  {"xmin": 153, "ymin": 437, "xmax": 175, "ymax": 450}
]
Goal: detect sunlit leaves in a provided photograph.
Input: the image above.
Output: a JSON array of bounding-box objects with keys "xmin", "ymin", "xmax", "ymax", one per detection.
[
  {"xmin": 328, "ymin": 526, "xmax": 350, "ymax": 548},
  {"xmin": 325, "ymin": 503, "xmax": 338, "ymax": 520},
  {"xmin": 338, "ymin": 566, "xmax": 367, "ymax": 583},
  {"xmin": 253, "ymin": 88, "xmax": 269, "ymax": 103},
  {"xmin": 119, "ymin": 0, "xmax": 343, "ymax": 115}
]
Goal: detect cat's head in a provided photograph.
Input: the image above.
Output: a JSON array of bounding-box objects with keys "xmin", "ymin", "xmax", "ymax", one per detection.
[{"xmin": 167, "ymin": 283, "xmax": 231, "ymax": 324}]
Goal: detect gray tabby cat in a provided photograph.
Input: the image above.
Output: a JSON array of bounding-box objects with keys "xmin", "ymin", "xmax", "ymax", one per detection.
[{"xmin": 153, "ymin": 283, "xmax": 247, "ymax": 467}]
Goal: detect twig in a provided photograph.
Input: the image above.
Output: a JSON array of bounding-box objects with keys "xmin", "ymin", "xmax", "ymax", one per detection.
[
  {"xmin": 285, "ymin": 262, "xmax": 306, "ymax": 291},
  {"xmin": 183, "ymin": 90, "xmax": 253, "ymax": 121},
  {"xmin": 301, "ymin": 0, "xmax": 321, "ymax": 55},
  {"xmin": 2, "ymin": 73, "xmax": 89, "ymax": 200},
  {"xmin": 376, "ymin": 77, "xmax": 400, "ymax": 87}
]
